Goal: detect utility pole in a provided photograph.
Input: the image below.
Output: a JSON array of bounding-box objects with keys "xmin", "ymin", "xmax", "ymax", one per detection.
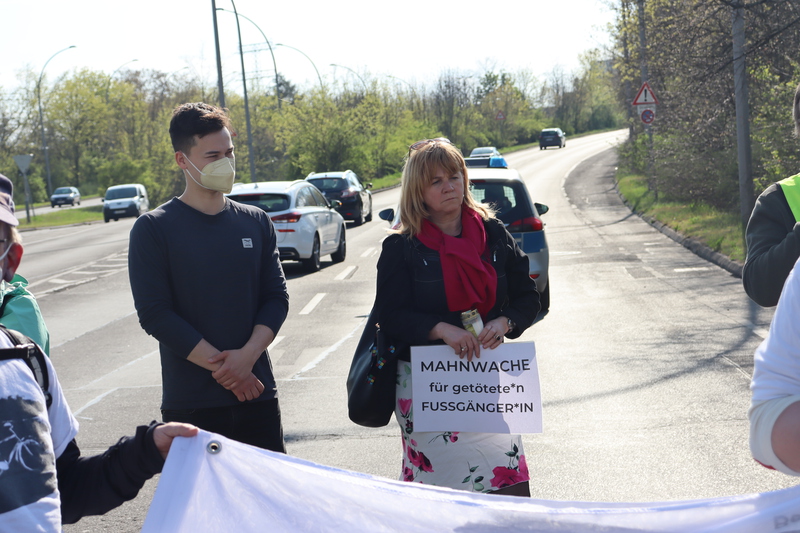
[
  {"xmin": 637, "ymin": 0, "xmax": 656, "ymax": 199},
  {"xmin": 211, "ymin": 0, "xmax": 226, "ymax": 108},
  {"xmin": 732, "ymin": 2, "xmax": 755, "ymax": 231}
]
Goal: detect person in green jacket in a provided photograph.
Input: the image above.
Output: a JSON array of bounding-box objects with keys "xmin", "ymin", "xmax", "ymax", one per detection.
[
  {"xmin": 743, "ymin": 82, "xmax": 800, "ymax": 307},
  {"xmin": 0, "ymin": 173, "xmax": 50, "ymax": 353}
]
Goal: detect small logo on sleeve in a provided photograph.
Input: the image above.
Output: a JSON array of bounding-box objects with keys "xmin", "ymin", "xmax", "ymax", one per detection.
[{"xmin": 242, "ymin": 238, "xmax": 253, "ymax": 248}]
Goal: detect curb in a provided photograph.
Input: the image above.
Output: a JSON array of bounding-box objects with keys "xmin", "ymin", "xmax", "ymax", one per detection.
[{"xmin": 614, "ymin": 184, "xmax": 744, "ymax": 279}]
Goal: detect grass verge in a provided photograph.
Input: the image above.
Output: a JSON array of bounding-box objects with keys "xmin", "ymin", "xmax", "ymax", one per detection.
[
  {"xmin": 616, "ymin": 173, "xmax": 746, "ymax": 263},
  {"xmin": 18, "ymin": 205, "xmax": 103, "ymax": 229}
]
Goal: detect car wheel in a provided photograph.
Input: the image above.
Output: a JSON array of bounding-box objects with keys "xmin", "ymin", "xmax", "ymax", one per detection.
[
  {"xmin": 353, "ymin": 202, "xmax": 365, "ymax": 226},
  {"xmin": 302, "ymin": 235, "xmax": 321, "ymax": 272},
  {"xmin": 104, "ymin": 217, "xmax": 110, "ymax": 223},
  {"xmin": 365, "ymin": 199, "xmax": 373, "ymax": 222},
  {"xmin": 331, "ymin": 227, "xmax": 346, "ymax": 263},
  {"xmin": 539, "ymin": 281, "xmax": 550, "ymax": 312},
  {"xmin": 76, "ymin": 200, "xmax": 80, "ymax": 206}
]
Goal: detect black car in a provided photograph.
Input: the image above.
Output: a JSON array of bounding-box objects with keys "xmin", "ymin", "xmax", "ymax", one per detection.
[
  {"xmin": 306, "ymin": 170, "xmax": 373, "ymax": 226},
  {"xmin": 539, "ymin": 128, "xmax": 566, "ymax": 149}
]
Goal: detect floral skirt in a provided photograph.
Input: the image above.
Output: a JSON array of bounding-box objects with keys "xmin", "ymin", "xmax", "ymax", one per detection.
[{"xmin": 395, "ymin": 361, "xmax": 529, "ymax": 493}]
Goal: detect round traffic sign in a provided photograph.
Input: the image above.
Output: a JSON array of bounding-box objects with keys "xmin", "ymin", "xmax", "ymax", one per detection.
[{"xmin": 640, "ymin": 108, "xmax": 655, "ymax": 125}]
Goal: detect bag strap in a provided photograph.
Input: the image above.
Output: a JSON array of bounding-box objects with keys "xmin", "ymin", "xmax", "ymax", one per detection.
[{"xmin": 0, "ymin": 325, "xmax": 52, "ymax": 408}]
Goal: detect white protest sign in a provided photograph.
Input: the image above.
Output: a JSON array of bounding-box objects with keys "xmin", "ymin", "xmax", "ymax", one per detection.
[{"xmin": 411, "ymin": 342, "xmax": 541, "ymax": 434}]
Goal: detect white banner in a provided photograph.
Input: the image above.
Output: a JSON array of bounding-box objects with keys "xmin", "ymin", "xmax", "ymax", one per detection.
[
  {"xmin": 144, "ymin": 431, "xmax": 800, "ymax": 533},
  {"xmin": 411, "ymin": 342, "xmax": 542, "ymax": 433}
]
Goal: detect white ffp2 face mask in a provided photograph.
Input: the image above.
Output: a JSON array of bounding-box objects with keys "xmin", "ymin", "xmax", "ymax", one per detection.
[{"xmin": 182, "ymin": 154, "xmax": 236, "ymax": 194}]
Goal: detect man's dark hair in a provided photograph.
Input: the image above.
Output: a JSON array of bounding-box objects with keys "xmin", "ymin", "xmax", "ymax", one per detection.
[{"xmin": 169, "ymin": 103, "xmax": 233, "ymax": 154}]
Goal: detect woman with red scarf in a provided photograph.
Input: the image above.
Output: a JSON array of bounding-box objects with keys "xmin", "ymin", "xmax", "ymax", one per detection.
[{"xmin": 376, "ymin": 139, "xmax": 540, "ymax": 496}]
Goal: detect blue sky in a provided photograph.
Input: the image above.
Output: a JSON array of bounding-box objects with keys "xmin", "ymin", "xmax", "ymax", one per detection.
[{"xmin": 1, "ymin": 0, "xmax": 616, "ymax": 92}]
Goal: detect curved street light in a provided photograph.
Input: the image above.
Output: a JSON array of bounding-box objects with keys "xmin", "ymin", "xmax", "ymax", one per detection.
[
  {"xmin": 330, "ymin": 63, "xmax": 367, "ymax": 92},
  {"xmin": 275, "ymin": 43, "xmax": 323, "ymax": 90},
  {"xmin": 215, "ymin": 1, "xmax": 257, "ymax": 182},
  {"xmin": 216, "ymin": 7, "xmax": 280, "ymax": 110},
  {"xmin": 37, "ymin": 45, "xmax": 76, "ymax": 197},
  {"xmin": 105, "ymin": 59, "xmax": 138, "ymax": 103}
]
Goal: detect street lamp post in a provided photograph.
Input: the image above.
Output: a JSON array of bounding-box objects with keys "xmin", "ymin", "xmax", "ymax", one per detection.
[
  {"xmin": 211, "ymin": 0, "xmax": 226, "ymax": 108},
  {"xmin": 37, "ymin": 45, "xmax": 76, "ymax": 197},
  {"xmin": 330, "ymin": 63, "xmax": 367, "ymax": 92},
  {"xmin": 216, "ymin": 7, "xmax": 280, "ymax": 110},
  {"xmin": 227, "ymin": 0, "xmax": 257, "ymax": 182},
  {"xmin": 276, "ymin": 43, "xmax": 323, "ymax": 90},
  {"xmin": 105, "ymin": 59, "xmax": 138, "ymax": 103}
]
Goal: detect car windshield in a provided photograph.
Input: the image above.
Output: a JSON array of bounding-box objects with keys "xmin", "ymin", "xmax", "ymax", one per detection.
[
  {"xmin": 105, "ymin": 187, "xmax": 138, "ymax": 200},
  {"xmin": 470, "ymin": 182, "xmax": 532, "ymax": 225},
  {"xmin": 471, "ymin": 148, "xmax": 494, "ymax": 156},
  {"xmin": 307, "ymin": 178, "xmax": 347, "ymax": 192},
  {"xmin": 54, "ymin": 187, "xmax": 72, "ymax": 194},
  {"xmin": 228, "ymin": 193, "xmax": 290, "ymax": 212}
]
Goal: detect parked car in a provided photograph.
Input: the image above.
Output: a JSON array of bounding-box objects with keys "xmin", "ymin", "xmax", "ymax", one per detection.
[
  {"xmin": 539, "ymin": 128, "xmax": 566, "ymax": 149},
  {"xmin": 469, "ymin": 146, "xmax": 501, "ymax": 158},
  {"xmin": 50, "ymin": 186, "xmax": 81, "ymax": 208},
  {"xmin": 306, "ymin": 170, "xmax": 373, "ymax": 226},
  {"xmin": 102, "ymin": 183, "xmax": 149, "ymax": 222},
  {"xmin": 379, "ymin": 166, "xmax": 550, "ymax": 311},
  {"xmin": 226, "ymin": 180, "xmax": 346, "ymax": 272}
]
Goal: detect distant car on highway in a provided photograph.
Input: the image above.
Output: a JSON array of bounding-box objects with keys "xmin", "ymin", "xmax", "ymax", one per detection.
[
  {"xmin": 50, "ymin": 186, "xmax": 81, "ymax": 208},
  {"xmin": 227, "ymin": 180, "xmax": 346, "ymax": 272},
  {"xmin": 539, "ymin": 128, "xmax": 566, "ymax": 149},
  {"xmin": 378, "ymin": 166, "xmax": 550, "ymax": 311},
  {"xmin": 469, "ymin": 146, "xmax": 501, "ymax": 158},
  {"xmin": 102, "ymin": 183, "xmax": 149, "ymax": 222},
  {"xmin": 306, "ymin": 170, "xmax": 373, "ymax": 226}
]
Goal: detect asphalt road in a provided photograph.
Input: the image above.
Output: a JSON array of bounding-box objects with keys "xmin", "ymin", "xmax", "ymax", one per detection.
[{"xmin": 20, "ymin": 130, "xmax": 786, "ymax": 532}]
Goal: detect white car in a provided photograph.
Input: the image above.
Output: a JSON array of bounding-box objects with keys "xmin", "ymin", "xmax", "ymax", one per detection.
[{"xmin": 226, "ymin": 180, "xmax": 346, "ymax": 272}]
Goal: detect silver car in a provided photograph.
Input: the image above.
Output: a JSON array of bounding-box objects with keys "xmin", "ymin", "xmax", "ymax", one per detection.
[{"xmin": 227, "ymin": 180, "xmax": 346, "ymax": 272}]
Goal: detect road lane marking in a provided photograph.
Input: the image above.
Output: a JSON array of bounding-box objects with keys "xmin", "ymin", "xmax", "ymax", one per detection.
[
  {"xmin": 299, "ymin": 293, "xmax": 326, "ymax": 315},
  {"xmin": 334, "ymin": 266, "xmax": 357, "ymax": 280},
  {"xmin": 270, "ymin": 335, "xmax": 285, "ymax": 349},
  {"xmin": 674, "ymin": 267, "xmax": 711, "ymax": 273},
  {"xmin": 291, "ymin": 317, "xmax": 367, "ymax": 379},
  {"xmin": 73, "ymin": 388, "xmax": 119, "ymax": 418},
  {"xmin": 361, "ymin": 247, "xmax": 376, "ymax": 257}
]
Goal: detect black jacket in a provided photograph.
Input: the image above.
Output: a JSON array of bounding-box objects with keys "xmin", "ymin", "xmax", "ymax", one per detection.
[
  {"xmin": 376, "ymin": 217, "xmax": 540, "ymax": 357},
  {"xmin": 743, "ymin": 183, "xmax": 800, "ymax": 307},
  {"xmin": 57, "ymin": 421, "xmax": 165, "ymax": 524}
]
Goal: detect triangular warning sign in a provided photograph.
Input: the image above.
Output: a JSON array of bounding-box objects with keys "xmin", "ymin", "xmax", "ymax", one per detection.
[{"xmin": 632, "ymin": 82, "xmax": 659, "ymax": 105}]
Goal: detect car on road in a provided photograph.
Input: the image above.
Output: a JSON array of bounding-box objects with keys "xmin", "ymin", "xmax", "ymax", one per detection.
[
  {"xmin": 50, "ymin": 186, "xmax": 81, "ymax": 208},
  {"xmin": 226, "ymin": 180, "xmax": 346, "ymax": 272},
  {"xmin": 469, "ymin": 146, "xmax": 501, "ymax": 158},
  {"xmin": 102, "ymin": 183, "xmax": 149, "ymax": 222},
  {"xmin": 539, "ymin": 128, "xmax": 566, "ymax": 149},
  {"xmin": 379, "ymin": 166, "xmax": 550, "ymax": 311},
  {"xmin": 306, "ymin": 170, "xmax": 373, "ymax": 226}
]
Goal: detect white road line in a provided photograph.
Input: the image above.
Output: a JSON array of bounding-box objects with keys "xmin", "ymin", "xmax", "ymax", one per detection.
[
  {"xmin": 74, "ymin": 388, "xmax": 119, "ymax": 418},
  {"xmin": 673, "ymin": 267, "xmax": 711, "ymax": 273},
  {"xmin": 291, "ymin": 317, "xmax": 367, "ymax": 379},
  {"xmin": 334, "ymin": 266, "xmax": 357, "ymax": 280},
  {"xmin": 270, "ymin": 335, "xmax": 285, "ymax": 349},
  {"xmin": 299, "ymin": 293, "xmax": 326, "ymax": 315},
  {"xmin": 361, "ymin": 247, "xmax": 376, "ymax": 257},
  {"xmin": 77, "ymin": 350, "xmax": 158, "ymax": 390}
]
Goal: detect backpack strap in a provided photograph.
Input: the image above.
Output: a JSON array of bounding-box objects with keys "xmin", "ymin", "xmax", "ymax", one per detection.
[{"xmin": 0, "ymin": 325, "xmax": 51, "ymax": 408}]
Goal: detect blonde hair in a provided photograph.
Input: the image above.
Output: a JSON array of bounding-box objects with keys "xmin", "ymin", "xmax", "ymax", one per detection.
[{"xmin": 395, "ymin": 140, "xmax": 492, "ymax": 235}]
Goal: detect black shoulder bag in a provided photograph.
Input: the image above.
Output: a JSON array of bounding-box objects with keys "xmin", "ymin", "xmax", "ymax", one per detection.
[{"xmin": 346, "ymin": 237, "xmax": 412, "ymax": 427}]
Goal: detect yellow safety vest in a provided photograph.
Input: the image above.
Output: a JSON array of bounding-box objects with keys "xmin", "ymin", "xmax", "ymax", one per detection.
[{"xmin": 779, "ymin": 174, "xmax": 800, "ymax": 221}]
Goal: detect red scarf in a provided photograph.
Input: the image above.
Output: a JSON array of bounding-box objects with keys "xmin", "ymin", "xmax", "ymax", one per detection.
[{"xmin": 416, "ymin": 207, "xmax": 497, "ymax": 317}]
